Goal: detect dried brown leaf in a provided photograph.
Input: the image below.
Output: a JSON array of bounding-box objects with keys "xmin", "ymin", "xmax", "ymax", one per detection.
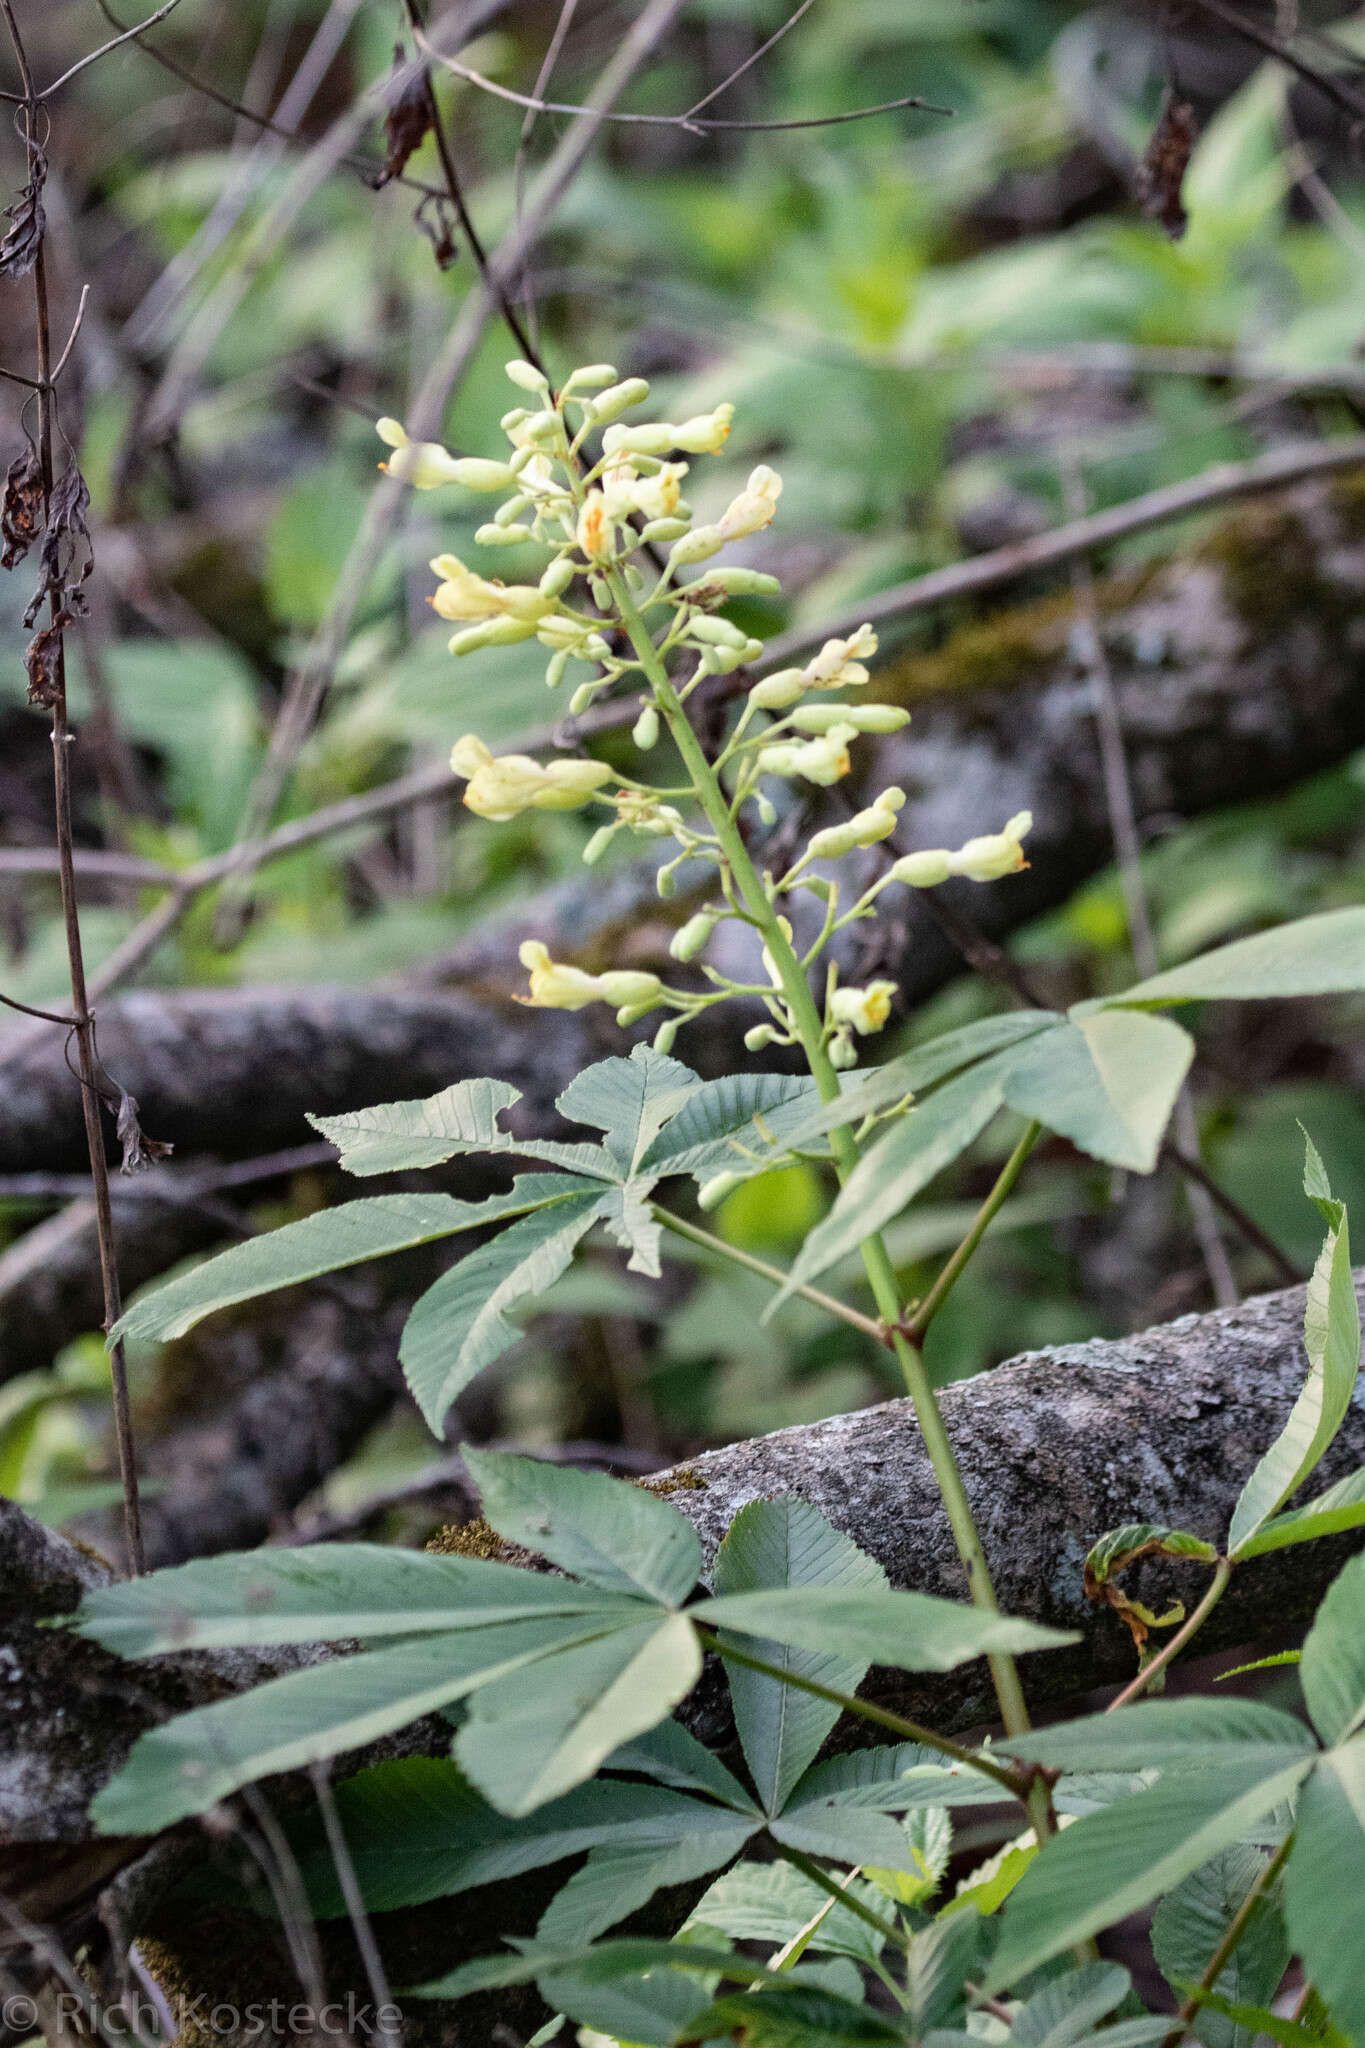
[
  {"xmin": 115, "ymin": 1090, "xmax": 174, "ymax": 1176},
  {"xmin": 382, "ymin": 48, "xmax": 433, "ymax": 185},
  {"xmin": 1137, "ymin": 93, "xmax": 1198, "ymax": 241},
  {"xmin": 25, "ymin": 612, "xmax": 70, "ymax": 708},
  {"xmin": 1, "ymin": 445, "xmax": 43, "ymax": 570},
  {"xmin": 0, "ymin": 150, "xmax": 47, "ymax": 280}
]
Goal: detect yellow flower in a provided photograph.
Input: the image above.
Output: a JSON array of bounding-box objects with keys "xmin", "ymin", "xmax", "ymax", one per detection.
[
  {"xmin": 887, "ymin": 810, "xmax": 1032, "ymax": 888},
  {"xmin": 577, "ymin": 491, "xmax": 612, "ymax": 561},
  {"xmin": 376, "ymin": 420, "xmax": 513, "ymax": 491},
  {"xmin": 429, "ymin": 554, "xmax": 553, "ymax": 628},
  {"xmin": 450, "ymin": 735, "xmax": 613, "ymax": 821},
  {"xmin": 804, "ymin": 789, "xmax": 906, "ymax": 861},
  {"xmin": 830, "ymin": 980, "xmax": 898, "ymax": 1035},
  {"xmin": 755, "ymin": 724, "xmax": 858, "ymax": 786},
  {"xmin": 717, "ymin": 465, "xmax": 782, "ymax": 541},
  {"xmin": 671, "ymin": 404, "xmax": 735, "ymax": 454},
  {"xmin": 518, "ymin": 941, "xmax": 662, "ymax": 1015},
  {"xmin": 803, "ymin": 625, "xmax": 878, "ymax": 690}
]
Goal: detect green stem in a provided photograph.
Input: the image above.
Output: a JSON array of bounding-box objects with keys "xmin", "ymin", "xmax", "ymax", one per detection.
[
  {"xmin": 770, "ymin": 1844, "xmax": 911, "ymax": 1956},
  {"xmin": 1107, "ymin": 1560, "xmax": 1234, "ymax": 1713},
  {"xmin": 605, "ymin": 565, "xmax": 1034, "ymax": 1740},
  {"xmin": 692, "ymin": 1626, "xmax": 1026, "ymax": 1801},
  {"xmin": 1160, "ymin": 1832, "xmax": 1294, "ymax": 2048},
  {"xmin": 902, "ymin": 1122, "xmax": 1042, "ymax": 1347},
  {"xmin": 653, "ymin": 1203, "xmax": 886, "ymax": 1342}
]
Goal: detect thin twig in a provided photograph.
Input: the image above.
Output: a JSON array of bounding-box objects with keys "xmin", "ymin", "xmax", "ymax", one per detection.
[
  {"xmin": 1, "ymin": 0, "xmax": 145, "ymax": 1574},
  {"xmin": 37, "ymin": 0, "xmax": 186, "ymax": 98},
  {"xmin": 682, "ymin": 0, "xmax": 815, "ymax": 119},
  {"xmin": 1106, "ymin": 1559, "xmax": 1233, "ymax": 1713},
  {"xmin": 901, "ymin": 1122, "xmax": 1042, "ymax": 1348},
  {"xmin": 0, "ymin": 990, "xmax": 77, "ymax": 1025},
  {"xmin": 307, "ymin": 1766, "xmax": 402, "ymax": 2045}
]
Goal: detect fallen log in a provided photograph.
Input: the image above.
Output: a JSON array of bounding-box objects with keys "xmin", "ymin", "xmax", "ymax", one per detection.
[{"xmin": 2, "ymin": 1273, "xmax": 1361, "ymax": 2048}]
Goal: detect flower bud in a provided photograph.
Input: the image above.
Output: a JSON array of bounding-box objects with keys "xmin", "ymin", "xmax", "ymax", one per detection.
[
  {"xmin": 475, "ymin": 522, "xmax": 534, "ymax": 546},
  {"xmin": 600, "ymin": 970, "xmax": 664, "ymax": 1009},
  {"xmin": 669, "ymin": 525, "xmax": 725, "ymax": 565},
  {"xmin": 375, "ymin": 419, "xmax": 471, "ymax": 491},
  {"xmin": 656, "ymin": 865, "xmax": 677, "ymax": 898},
  {"xmin": 749, "ymin": 669, "xmax": 806, "ymax": 710},
  {"xmin": 577, "ymin": 492, "xmax": 612, "ymax": 561},
  {"xmin": 505, "ymin": 358, "xmax": 550, "ymax": 394},
  {"xmin": 563, "ymin": 363, "xmax": 618, "ymax": 392},
  {"xmin": 671, "ymin": 404, "xmax": 735, "ymax": 453},
  {"xmin": 889, "ymin": 848, "xmax": 953, "ymax": 889},
  {"xmin": 539, "ymin": 556, "xmax": 576, "ymax": 598},
  {"xmin": 946, "ymin": 810, "xmax": 1033, "ymax": 882},
  {"xmin": 632, "ymin": 704, "xmax": 660, "ymax": 750},
  {"xmin": 692, "ymin": 567, "xmax": 782, "ymax": 597},
  {"xmin": 518, "ymin": 409, "xmax": 562, "ymax": 444},
  {"xmin": 586, "ymin": 377, "xmax": 651, "ymax": 424},
  {"xmin": 790, "ymin": 702, "xmax": 909, "ymax": 734},
  {"xmin": 756, "ymin": 724, "xmax": 858, "ymax": 786},
  {"xmin": 545, "ymin": 650, "xmax": 569, "ymax": 690},
  {"xmin": 448, "ymin": 457, "xmax": 518, "ymax": 491},
  {"xmin": 670, "ymin": 910, "xmax": 718, "ymax": 961},
  {"xmin": 569, "ymin": 681, "xmax": 600, "ymax": 715},
  {"xmin": 603, "ymin": 422, "xmax": 677, "ymax": 458},
  {"xmin": 641, "ymin": 518, "xmax": 691, "ymax": 543},
  {"xmin": 716, "ymin": 464, "xmax": 782, "ymax": 540},
  {"xmin": 494, "ymin": 494, "xmax": 532, "ymax": 525},
  {"xmin": 448, "ymin": 617, "xmax": 538, "ymax": 655},
  {"xmin": 653, "ymin": 1017, "xmax": 681, "ymax": 1056},
  {"xmin": 828, "ymin": 1031, "xmax": 859, "ymax": 1071},
  {"xmin": 688, "ymin": 613, "xmax": 749, "ymax": 649},
  {"xmin": 744, "ymin": 1023, "xmax": 779, "ymax": 1051},
  {"xmin": 582, "ymin": 824, "xmax": 617, "ymax": 865}
]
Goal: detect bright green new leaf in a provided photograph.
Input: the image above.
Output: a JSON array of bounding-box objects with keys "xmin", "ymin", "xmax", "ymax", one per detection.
[
  {"xmin": 985, "ymin": 1759, "xmax": 1314, "ymax": 1990},
  {"xmin": 1002, "ymin": 1010, "xmax": 1194, "ymax": 1173},
  {"xmin": 785, "ymin": 1053, "xmax": 1012, "ymax": 1289},
  {"xmin": 1299, "ymin": 1550, "xmax": 1365, "ymax": 1748},
  {"xmin": 1228, "ymin": 1139, "xmax": 1359, "ymax": 1557},
  {"xmin": 113, "ymin": 1183, "xmax": 589, "ymax": 1349},
  {"xmin": 400, "ymin": 1194, "xmax": 608, "ymax": 1429},
  {"xmin": 308, "ymin": 1076, "xmax": 615, "ymax": 1178},
  {"xmin": 1151, "ymin": 1846, "xmax": 1290, "ymax": 2048},
  {"xmin": 1282, "ymin": 1741, "xmax": 1365, "ymax": 2048},
  {"xmin": 943, "ymin": 1832, "xmax": 1039, "ymax": 1917},
  {"xmin": 90, "ymin": 1616, "xmax": 619, "ymax": 1834},
  {"xmin": 456, "ymin": 1612, "xmax": 703, "ymax": 1815},
  {"xmin": 712, "ymin": 1496, "xmax": 888, "ymax": 1814},
  {"xmin": 556, "ymin": 1044, "xmax": 702, "ymax": 1175},
  {"xmin": 1093, "ymin": 907, "xmax": 1365, "ymax": 1010},
  {"xmin": 1231, "ymin": 1465, "xmax": 1365, "ymax": 1559},
  {"xmin": 464, "ymin": 1447, "xmax": 702, "ymax": 1605},
  {"xmin": 695, "ymin": 1583, "xmax": 1075, "ymax": 1668},
  {"xmin": 68, "ymin": 1542, "xmax": 643, "ymax": 1655},
  {"xmin": 864, "ymin": 1804, "xmax": 952, "ymax": 1908}
]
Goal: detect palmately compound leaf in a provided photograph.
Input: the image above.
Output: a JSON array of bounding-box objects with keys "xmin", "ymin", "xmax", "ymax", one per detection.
[
  {"xmin": 308, "ymin": 1075, "xmax": 615, "ymax": 1178},
  {"xmin": 113, "ymin": 1183, "xmax": 590, "ymax": 1348},
  {"xmin": 1002, "ymin": 1010, "xmax": 1194, "ymax": 1174},
  {"xmin": 90, "ymin": 1615, "xmax": 622, "ymax": 1835},
  {"xmin": 1151, "ymin": 1847, "xmax": 1291, "ymax": 2048},
  {"xmin": 1282, "ymin": 1739, "xmax": 1365, "ymax": 2048},
  {"xmin": 784, "ymin": 1053, "xmax": 1014, "ymax": 1290},
  {"xmin": 555, "ymin": 1042, "xmax": 702, "ymax": 1174},
  {"xmin": 455, "ymin": 1611, "xmax": 703, "ymax": 1816},
  {"xmin": 1228, "ymin": 1137, "xmax": 1359, "ymax": 1557},
  {"xmin": 786, "ymin": 1011, "xmax": 1061, "ymax": 1143},
  {"xmin": 694, "ymin": 1583, "xmax": 1076, "ymax": 1671},
  {"xmin": 1091, "ymin": 907, "xmax": 1365, "ymax": 1010},
  {"xmin": 596, "ymin": 1175, "xmax": 663, "ymax": 1276},
  {"xmin": 534, "ymin": 1828, "xmax": 756, "ymax": 1948},
  {"xmin": 985, "ymin": 1758, "xmax": 1315, "ymax": 1991},
  {"xmin": 711, "ymin": 1496, "xmax": 888, "ymax": 1816},
  {"xmin": 463, "ymin": 1446, "xmax": 703, "ymax": 1606},
  {"xmin": 686, "ymin": 1859, "xmax": 891, "ymax": 1966},
  {"xmin": 400, "ymin": 1192, "xmax": 608, "ymax": 1431},
  {"xmin": 67, "ymin": 1542, "xmax": 642, "ymax": 1655},
  {"xmin": 1298, "ymin": 1549, "xmax": 1365, "ymax": 1749}
]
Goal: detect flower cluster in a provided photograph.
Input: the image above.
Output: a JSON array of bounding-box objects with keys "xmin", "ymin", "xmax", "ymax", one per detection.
[{"xmin": 376, "ymin": 361, "xmax": 1032, "ymax": 1066}]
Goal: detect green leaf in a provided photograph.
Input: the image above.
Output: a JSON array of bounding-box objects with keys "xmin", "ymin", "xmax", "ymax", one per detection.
[
  {"xmin": 400, "ymin": 1195, "xmax": 608, "ymax": 1431},
  {"xmin": 112, "ymin": 1183, "xmax": 588, "ymax": 1348},
  {"xmin": 712, "ymin": 1497, "xmax": 888, "ymax": 1816},
  {"xmin": 793, "ymin": 1745, "xmax": 1005, "ymax": 1812},
  {"xmin": 996, "ymin": 1697, "xmax": 1316, "ymax": 1773},
  {"xmin": 905, "ymin": 1911, "xmax": 981, "ymax": 2035},
  {"xmin": 456, "ymin": 1613, "xmax": 703, "ymax": 1815},
  {"xmin": 1184, "ymin": 1990, "xmax": 1352, "ymax": 2048},
  {"xmin": 464, "ymin": 1448, "xmax": 702, "ymax": 1606},
  {"xmin": 1002, "ymin": 1011, "xmax": 1194, "ymax": 1173},
  {"xmin": 90, "ymin": 1616, "xmax": 619, "ymax": 1834},
  {"xmin": 864, "ymin": 1805, "xmax": 952, "ymax": 1908},
  {"xmin": 536, "ymin": 1829, "xmax": 753, "ymax": 1947},
  {"xmin": 1094, "ymin": 908, "xmax": 1365, "ymax": 1010},
  {"xmin": 695, "ymin": 1584, "xmax": 1076, "ymax": 1670},
  {"xmin": 1224, "ymin": 1466, "xmax": 1365, "ymax": 1559},
  {"xmin": 785, "ymin": 1054, "xmax": 1012, "ymax": 1290},
  {"xmin": 308, "ymin": 1077, "xmax": 615, "ymax": 1178},
  {"xmin": 1228, "ymin": 1140, "xmax": 1359, "ymax": 1556},
  {"xmin": 688, "ymin": 1860, "xmax": 890, "ymax": 1965},
  {"xmin": 1300, "ymin": 1550, "xmax": 1365, "ymax": 1748},
  {"xmin": 604, "ymin": 1717, "xmax": 758, "ymax": 1811},
  {"xmin": 944, "ymin": 1832, "xmax": 1040, "ymax": 1917},
  {"xmin": 1282, "ymin": 1744, "xmax": 1365, "ymax": 2048},
  {"xmin": 406, "ymin": 1935, "xmax": 767, "ymax": 2002},
  {"xmin": 794, "ymin": 1011, "xmax": 1061, "ymax": 1139},
  {"xmin": 295, "ymin": 1760, "xmax": 747, "ymax": 1917},
  {"xmin": 1151, "ymin": 1847, "xmax": 1291, "ymax": 2048},
  {"xmin": 985, "ymin": 1759, "xmax": 1314, "ymax": 1991},
  {"xmin": 771, "ymin": 1800, "xmax": 931, "ymax": 1870},
  {"xmin": 685, "ymin": 1981, "xmax": 905, "ymax": 2045},
  {"xmin": 597, "ymin": 1177, "xmax": 664, "ymax": 1277},
  {"xmin": 556, "ymin": 1044, "xmax": 702, "ymax": 1175},
  {"xmin": 1008, "ymin": 1962, "xmax": 1135, "ymax": 2048},
  {"xmin": 636, "ymin": 1071, "xmax": 822, "ymax": 1181},
  {"xmin": 68, "ymin": 1543, "xmax": 645, "ymax": 1655},
  {"xmin": 1085, "ymin": 1524, "xmax": 1219, "ymax": 1585}
]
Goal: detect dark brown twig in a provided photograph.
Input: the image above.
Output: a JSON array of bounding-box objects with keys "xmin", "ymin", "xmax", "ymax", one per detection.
[{"xmin": 0, "ymin": 0, "xmax": 145, "ymax": 1574}]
